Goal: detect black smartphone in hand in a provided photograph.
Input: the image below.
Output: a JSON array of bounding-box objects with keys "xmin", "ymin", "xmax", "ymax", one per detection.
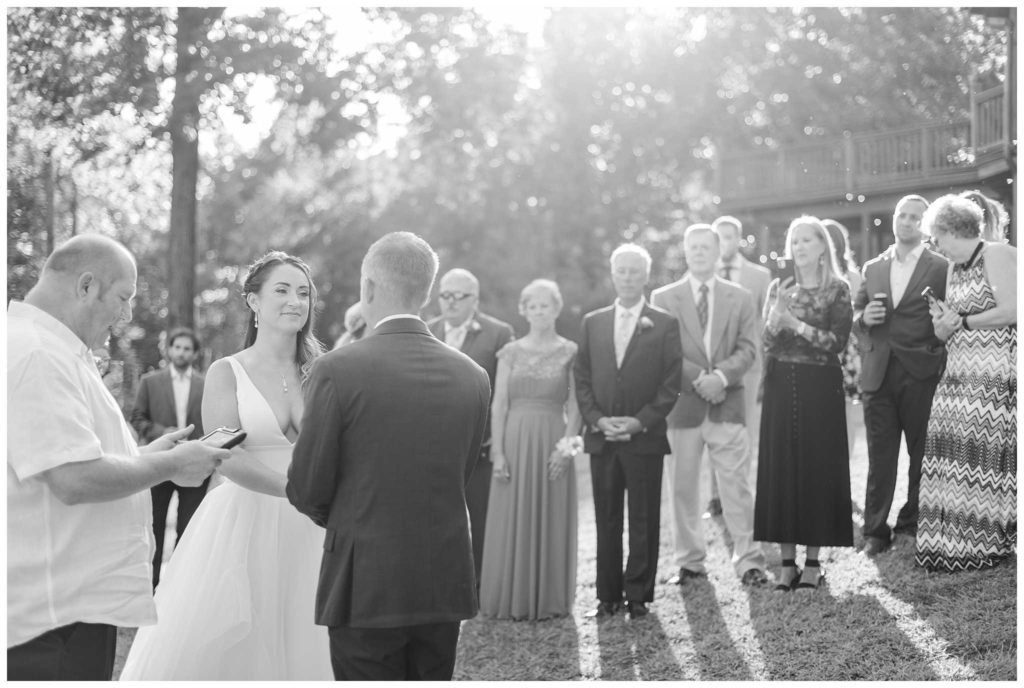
[
  {"xmin": 200, "ymin": 427, "xmax": 247, "ymax": 450},
  {"xmin": 772, "ymin": 258, "xmax": 796, "ymax": 284},
  {"xmin": 921, "ymin": 286, "xmax": 939, "ymax": 305}
]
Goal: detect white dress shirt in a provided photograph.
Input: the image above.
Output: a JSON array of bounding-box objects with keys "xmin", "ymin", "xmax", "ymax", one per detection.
[
  {"xmin": 686, "ymin": 275, "xmax": 730, "ymax": 388},
  {"xmin": 613, "ymin": 299, "xmax": 645, "ymax": 367},
  {"xmin": 443, "ymin": 318, "xmax": 471, "ymax": 350},
  {"xmin": 890, "ymin": 243, "xmax": 925, "ymax": 307},
  {"xmin": 7, "ymin": 301, "xmax": 155, "ymax": 648},
  {"xmin": 375, "ymin": 313, "xmax": 422, "ymax": 329},
  {"xmin": 170, "ymin": 366, "xmax": 193, "ymax": 430}
]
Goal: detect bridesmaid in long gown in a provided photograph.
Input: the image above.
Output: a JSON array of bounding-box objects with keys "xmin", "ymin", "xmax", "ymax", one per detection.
[
  {"xmin": 916, "ymin": 195, "xmax": 1016, "ymax": 572},
  {"xmin": 479, "ymin": 279, "xmax": 582, "ymax": 620},
  {"xmin": 120, "ymin": 252, "xmax": 332, "ymax": 680}
]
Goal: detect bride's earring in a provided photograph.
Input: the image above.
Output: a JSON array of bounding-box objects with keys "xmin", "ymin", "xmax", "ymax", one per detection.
[{"xmin": 254, "ymin": 310, "xmax": 260, "ymax": 328}]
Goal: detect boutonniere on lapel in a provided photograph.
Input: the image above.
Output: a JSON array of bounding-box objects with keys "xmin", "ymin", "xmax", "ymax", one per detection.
[
  {"xmin": 637, "ymin": 316, "xmax": 655, "ymax": 333},
  {"xmin": 468, "ymin": 320, "xmax": 482, "ymax": 333}
]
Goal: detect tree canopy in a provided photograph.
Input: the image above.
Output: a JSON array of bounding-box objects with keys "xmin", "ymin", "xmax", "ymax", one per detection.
[{"xmin": 7, "ymin": 6, "xmax": 1010, "ymax": 370}]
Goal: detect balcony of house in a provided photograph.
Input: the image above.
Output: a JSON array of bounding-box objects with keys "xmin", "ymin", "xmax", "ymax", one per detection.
[
  {"xmin": 714, "ymin": 81, "xmax": 1014, "ymax": 260},
  {"xmin": 716, "ymin": 84, "xmax": 1012, "ymax": 213}
]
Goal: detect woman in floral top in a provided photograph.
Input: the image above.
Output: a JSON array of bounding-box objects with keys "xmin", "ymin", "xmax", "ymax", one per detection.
[{"xmin": 753, "ymin": 216, "xmax": 854, "ymax": 592}]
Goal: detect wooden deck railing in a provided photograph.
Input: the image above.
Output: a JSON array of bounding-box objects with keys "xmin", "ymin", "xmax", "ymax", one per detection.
[{"xmin": 718, "ymin": 84, "xmax": 1009, "ymax": 204}]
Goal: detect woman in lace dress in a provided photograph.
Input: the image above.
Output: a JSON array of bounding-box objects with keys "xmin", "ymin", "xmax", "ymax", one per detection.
[
  {"xmin": 754, "ymin": 217, "xmax": 854, "ymax": 592},
  {"xmin": 916, "ymin": 195, "xmax": 1016, "ymax": 572},
  {"xmin": 121, "ymin": 252, "xmax": 332, "ymax": 679},
  {"xmin": 479, "ymin": 279, "xmax": 582, "ymax": 620}
]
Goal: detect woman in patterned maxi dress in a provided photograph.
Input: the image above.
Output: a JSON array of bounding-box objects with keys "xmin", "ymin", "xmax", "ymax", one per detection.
[{"xmin": 916, "ymin": 195, "xmax": 1017, "ymax": 572}]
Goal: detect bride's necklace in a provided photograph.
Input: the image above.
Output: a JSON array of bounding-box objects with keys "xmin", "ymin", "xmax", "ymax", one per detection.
[{"xmin": 281, "ymin": 374, "xmax": 289, "ymax": 394}]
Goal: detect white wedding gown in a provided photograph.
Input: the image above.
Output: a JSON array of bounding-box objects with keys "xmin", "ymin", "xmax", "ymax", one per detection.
[{"xmin": 120, "ymin": 356, "xmax": 332, "ymax": 680}]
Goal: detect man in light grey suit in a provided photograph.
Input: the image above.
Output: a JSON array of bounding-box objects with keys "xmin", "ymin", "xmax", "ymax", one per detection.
[
  {"xmin": 652, "ymin": 224, "xmax": 767, "ymax": 586},
  {"xmin": 703, "ymin": 216, "xmax": 773, "ymax": 516}
]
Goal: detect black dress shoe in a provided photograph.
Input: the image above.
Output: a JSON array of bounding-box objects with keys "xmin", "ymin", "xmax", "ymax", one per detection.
[
  {"xmin": 862, "ymin": 537, "xmax": 890, "ymax": 557},
  {"xmin": 668, "ymin": 568, "xmax": 707, "ymax": 585},
  {"xmin": 740, "ymin": 568, "xmax": 768, "ymax": 587},
  {"xmin": 703, "ymin": 498, "xmax": 723, "ymax": 518},
  {"xmin": 584, "ymin": 601, "xmax": 620, "ymax": 619},
  {"xmin": 625, "ymin": 601, "xmax": 648, "ymax": 619}
]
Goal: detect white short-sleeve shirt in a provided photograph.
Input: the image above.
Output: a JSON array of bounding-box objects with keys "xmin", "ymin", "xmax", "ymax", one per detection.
[{"xmin": 7, "ymin": 301, "xmax": 156, "ymax": 648}]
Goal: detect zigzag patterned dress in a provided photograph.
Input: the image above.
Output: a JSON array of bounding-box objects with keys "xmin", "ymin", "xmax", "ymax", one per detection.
[{"xmin": 916, "ymin": 248, "xmax": 1016, "ymax": 572}]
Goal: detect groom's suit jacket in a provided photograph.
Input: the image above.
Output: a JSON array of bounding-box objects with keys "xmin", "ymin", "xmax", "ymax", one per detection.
[
  {"xmin": 574, "ymin": 302, "xmax": 682, "ymax": 456},
  {"xmin": 651, "ymin": 276, "xmax": 756, "ymax": 428},
  {"xmin": 287, "ymin": 317, "xmax": 491, "ymax": 629}
]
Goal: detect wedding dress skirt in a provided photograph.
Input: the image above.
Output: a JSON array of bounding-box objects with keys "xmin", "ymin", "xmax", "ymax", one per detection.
[{"xmin": 120, "ymin": 357, "xmax": 332, "ymax": 680}]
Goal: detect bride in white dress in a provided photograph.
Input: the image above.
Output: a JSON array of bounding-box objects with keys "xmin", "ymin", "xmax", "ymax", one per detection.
[{"xmin": 121, "ymin": 252, "xmax": 333, "ymax": 680}]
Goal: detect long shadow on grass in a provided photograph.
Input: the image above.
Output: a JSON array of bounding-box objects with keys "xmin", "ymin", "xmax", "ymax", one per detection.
[
  {"xmin": 677, "ymin": 578, "xmax": 756, "ymax": 680},
  {"xmin": 595, "ymin": 612, "xmax": 683, "ymax": 680},
  {"xmin": 454, "ymin": 614, "xmax": 581, "ymax": 680},
  {"xmin": 747, "ymin": 590, "xmax": 940, "ymax": 680}
]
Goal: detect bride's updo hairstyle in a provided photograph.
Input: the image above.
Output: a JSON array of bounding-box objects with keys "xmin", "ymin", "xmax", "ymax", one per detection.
[{"xmin": 241, "ymin": 251, "xmax": 324, "ymax": 384}]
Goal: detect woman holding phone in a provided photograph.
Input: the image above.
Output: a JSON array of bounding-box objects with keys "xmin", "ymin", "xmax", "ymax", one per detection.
[
  {"xmin": 121, "ymin": 252, "xmax": 332, "ymax": 679},
  {"xmin": 916, "ymin": 195, "xmax": 1016, "ymax": 572},
  {"xmin": 754, "ymin": 216, "xmax": 854, "ymax": 592}
]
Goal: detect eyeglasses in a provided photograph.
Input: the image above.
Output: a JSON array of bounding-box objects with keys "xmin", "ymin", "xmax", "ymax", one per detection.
[{"xmin": 438, "ymin": 292, "xmax": 476, "ymax": 302}]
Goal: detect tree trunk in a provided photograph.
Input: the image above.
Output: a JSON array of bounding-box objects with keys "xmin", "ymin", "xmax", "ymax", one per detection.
[
  {"xmin": 167, "ymin": 8, "xmax": 218, "ymax": 330},
  {"xmin": 43, "ymin": 147, "xmax": 55, "ymax": 255}
]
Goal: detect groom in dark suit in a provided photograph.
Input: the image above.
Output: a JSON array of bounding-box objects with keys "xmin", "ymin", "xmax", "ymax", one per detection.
[
  {"xmin": 288, "ymin": 232, "xmax": 491, "ymax": 681},
  {"xmin": 427, "ymin": 268, "xmax": 514, "ymax": 589},
  {"xmin": 575, "ymin": 244, "xmax": 682, "ymax": 620},
  {"xmin": 854, "ymin": 194, "xmax": 948, "ymax": 556}
]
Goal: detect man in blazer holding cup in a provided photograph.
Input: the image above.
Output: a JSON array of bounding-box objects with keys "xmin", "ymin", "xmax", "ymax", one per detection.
[{"xmin": 854, "ymin": 194, "xmax": 948, "ymax": 556}]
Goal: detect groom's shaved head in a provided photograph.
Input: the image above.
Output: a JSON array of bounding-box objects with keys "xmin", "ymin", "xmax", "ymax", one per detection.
[{"xmin": 362, "ymin": 232, "xmax": 439, "ymax": 310}]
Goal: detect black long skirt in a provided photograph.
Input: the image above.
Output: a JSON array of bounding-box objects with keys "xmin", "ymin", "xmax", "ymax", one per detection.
[{"xmin": 753, "ymin": 359, "xmax": 854, "ymax": 547}]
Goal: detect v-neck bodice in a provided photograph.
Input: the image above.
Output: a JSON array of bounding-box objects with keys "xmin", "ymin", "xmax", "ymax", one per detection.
[{"xmin": 224, "ymin": 357, "xmax": 295, "ymax": 474}]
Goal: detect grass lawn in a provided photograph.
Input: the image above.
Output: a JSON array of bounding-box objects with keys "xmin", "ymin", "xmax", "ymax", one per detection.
[{"xmin": 114, "ymin": 406, "xmax": 1016, "ymax": 680}]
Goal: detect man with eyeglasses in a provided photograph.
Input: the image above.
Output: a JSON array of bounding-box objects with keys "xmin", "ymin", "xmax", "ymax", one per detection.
[{"xmin": 427, "ymin": 268, "xmax": 515, "ymax": 591}]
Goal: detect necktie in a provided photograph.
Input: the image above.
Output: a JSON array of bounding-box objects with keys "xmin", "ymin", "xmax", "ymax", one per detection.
[
  {"xmin": 697, "ymin": 284, "xmax": 709, "ymax": 333},
  {"xmin": 615, "ymin": 310, "xmax": 634, "ymax": 367}
]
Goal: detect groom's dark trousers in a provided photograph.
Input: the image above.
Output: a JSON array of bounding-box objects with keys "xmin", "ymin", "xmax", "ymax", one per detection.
[{"xmin": 288, "ymin": 317, "xmax": 490, "ymax": 681}]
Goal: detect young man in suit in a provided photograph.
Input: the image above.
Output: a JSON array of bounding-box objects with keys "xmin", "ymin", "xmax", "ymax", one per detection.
[
  {"xmin": 855, "ymin": 194, "xmax": 948, "ymax": 556},
  {"xmin": 130, "ymin": 327, "xmax": 208, "ymax": 588},
  {"xmin": 427, "ymin": 268, "xmax": 514, "ymax": 589},
  {"xmin": 652, "ymin": 224, "xmax": 768, "ymax": 587},
  {"xmin": 704, "ymin": 215, "xmax": 773, "ymax": 517},
  {"xmin": 287, "ymin": 232, "xmax": 491, "ymax": 681},
  {"xmin": 575, "ymin": 244, "xmax": 682, "ymax": 620}
]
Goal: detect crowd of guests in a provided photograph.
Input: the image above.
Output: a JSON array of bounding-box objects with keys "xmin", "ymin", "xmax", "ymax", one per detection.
[{"xmin": 7, "ymin": 188, "xmax": 1015, "ymax": 680}]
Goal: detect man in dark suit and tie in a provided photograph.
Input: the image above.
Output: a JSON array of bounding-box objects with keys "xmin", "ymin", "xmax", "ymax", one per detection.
[
  {"xmin": 287, "ymin": 232, "xmax": 491, "ymax": 680},
  {"xmin": 855, "ymin": 194, "xmax": 948, "ymax": 556},
  {"xmin": 575, "ymin": 243, "xmax": 682, "ymax": 620},
  {"xmin": 427, "ymin": 268, "xmax": 514, "ymax": 588},
  {"xmin": 652, "ymin": 224, "xmax": 767, "ymax": 587},
  {"xmin": 130, "ymin": 327, "xmax": 207, "ymax": 588}
]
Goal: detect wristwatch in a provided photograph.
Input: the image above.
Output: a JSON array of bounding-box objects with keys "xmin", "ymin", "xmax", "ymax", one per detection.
[{"xmin": 961, "ymin": 314, "xmax": 971, "ymax": 331}]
